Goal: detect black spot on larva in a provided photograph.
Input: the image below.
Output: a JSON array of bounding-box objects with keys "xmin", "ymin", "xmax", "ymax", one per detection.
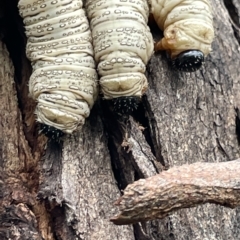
[
  {"xmin": 172, "ymin": 50, "xmax": 204, "ymax": 72},
  {"xmin": 112, "ymin": 96, "xmax": 141, "ymax": 115},
  {"xmin": 39, "ymin": 123, "xmax": 64, "ymax": 140}
]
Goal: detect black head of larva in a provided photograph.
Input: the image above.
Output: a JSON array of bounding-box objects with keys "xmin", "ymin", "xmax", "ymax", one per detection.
[
  {"xmin": 39, "ymin": 123, "xmax": 64, "ymax": 140},
  {"xmin": 172, "ymin": 50, "xmax": 204, "ymax": 72},
  {"xmin": 112, "ymin": 96, "xmax": 141, "ymax": 115}
]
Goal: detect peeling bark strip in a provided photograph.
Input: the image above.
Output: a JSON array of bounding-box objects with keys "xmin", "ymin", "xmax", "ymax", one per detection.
[{"xmin": 111, "ymin": 159, "xmax": 240, "ymax": 225}]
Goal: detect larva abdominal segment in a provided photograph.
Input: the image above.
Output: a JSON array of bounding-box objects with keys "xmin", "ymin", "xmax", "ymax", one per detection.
[
  {"xmin": 18, "ymin": 0, "xmax": 98, "ymax": 138},
  {"xmin": 85, "ymin": 0, "xmax": 154, "ymax": 113},
  {"xmin": 150, "ymin": 0, "xmax": 214, "ymax": 72}
]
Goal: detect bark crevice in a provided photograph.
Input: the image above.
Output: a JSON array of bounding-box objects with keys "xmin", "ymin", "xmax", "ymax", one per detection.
[{"xmin": 223, "ymin": 0, "xmax": 240, "ymax": 44}]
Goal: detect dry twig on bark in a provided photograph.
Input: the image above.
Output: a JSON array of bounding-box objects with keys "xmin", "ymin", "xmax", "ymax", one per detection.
[{"xmin": 111, "ymin": 159, "xmax": 240, "ymax": 225}]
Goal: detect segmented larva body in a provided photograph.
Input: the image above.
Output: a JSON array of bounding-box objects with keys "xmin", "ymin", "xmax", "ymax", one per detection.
[
  {"xmin": 18, "ymin": 0, "xmax": 98, "ymax": 137},
  {"xmin": 150, "ymin": 0, "xmax": 214, "ymax": 71},
  {"xmin": 85, "ymin": 0, "xmax": 154, "ymax": 113}
]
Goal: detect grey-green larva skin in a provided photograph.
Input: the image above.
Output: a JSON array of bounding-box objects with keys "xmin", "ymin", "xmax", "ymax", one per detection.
[
  {"xmin": 85, "ymin": 0, "xmax": 154, "ymax": 100},
  {"xmin": 18, "ymin": 0, "xmax": 98, "ymax": 134}
]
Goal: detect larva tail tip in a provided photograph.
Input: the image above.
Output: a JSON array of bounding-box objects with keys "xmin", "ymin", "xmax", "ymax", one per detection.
[
  {"xmin": 112, "ymin": 96, "xmax": 141, "ymax": 115},
  {"xmin": 172, "ymin": 50, "xmax": 204, "ymax": 72},
  {"xmin": 39, "ymin": 123, "xmax": 64, "ymax": 140}
]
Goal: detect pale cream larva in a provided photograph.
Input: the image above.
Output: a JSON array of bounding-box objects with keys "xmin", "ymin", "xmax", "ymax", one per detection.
[
  {"xmin": 150, "ymin": 0, "xmax": 215, "ymax": 72},
  {"xmin": 18, "ymin": 0, "xmax": 98, "ymax": 138},
  {"xmin": 85, "ymin": 0, "xmax": 154, "ymax": 113}
]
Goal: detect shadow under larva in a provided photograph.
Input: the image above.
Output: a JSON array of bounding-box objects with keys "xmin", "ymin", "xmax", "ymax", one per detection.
[{"xmin": 18, "ymin": 0, "xmax": 98, "ymax": 140}]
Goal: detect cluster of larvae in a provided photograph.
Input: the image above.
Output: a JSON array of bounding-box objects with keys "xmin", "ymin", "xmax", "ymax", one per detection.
[{"xmin": 18, "ymin": 0, "xmax": 214, "ymax": 138}]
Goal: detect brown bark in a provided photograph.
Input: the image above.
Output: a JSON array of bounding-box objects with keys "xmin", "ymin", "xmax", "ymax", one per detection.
[
  {"xmin": 0, "ymin": 0, "xmax": 240, "ymax": 239},
  {"xmin": 111, "ymin": 159, "xmax": 240, "ymax": 225}
]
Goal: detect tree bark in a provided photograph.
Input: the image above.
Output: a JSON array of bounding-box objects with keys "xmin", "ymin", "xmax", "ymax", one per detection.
[{"xmin": 0, "ymin": 0, "xmax": 240, "ymax": 239}]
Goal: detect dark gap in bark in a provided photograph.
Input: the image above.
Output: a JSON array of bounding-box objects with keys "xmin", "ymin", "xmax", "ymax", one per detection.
[
  {"xmin": 214, "ymin": 134, "xmax": 229, "ymax": 158},
  {"xmin": 223, "ymin": 0, "xmax": 240, "ymax": 44},
  {"xmin": 50, "ymin": 206, "xmax": 77, "ymax": 240},
  {"xmin": 36, "ymin": 140, "xmax": 64, "ymax": 239},
  {"xmin": 38, "ymin": 140, "xmax": 64, "ymax": 202},
  {"xmin": 142, "ymin": 96, "xmax": 166, "ymax": 167},
  {"xmin": 148, "ymin": 14, "xmax": 164, "ymax": 49},
  {"xmin": 107, "ymin": 138, "xmax": 131, "ymax": 191},
  {"xmin": 148, "ymin": 15, "xmax": 174, "ymax": 73},
  {"xmin": 150, "ymin": 219, "xmax": 176, "ymax": 240},
  {"xmin": 1, "ymin": 0, "xmax": 38, "ymax": 149},
  {"xmin": 149, "ymin": 221, "xmax": 161, "ymax": 240},
  {"xmin": 1, "ymin": 0, "xmax": 25, "ymax": 82},
  {"xmin": 235, "ymin": 108, "xmax": 240, "ymax": 145},
  {"xmin": 223, "ymin": 0, "xmax": 240, "ymax": 28},
  {"xmin": 131, "ymin": 98, "xmax": 157, "ymax": 158},
  {"xmin": 100, "ymin": 99, "xmax": 136, "ymax": 190},
  {"xmin": 133, "ymin": 162, "xmax": 145, "ymax": 181},
  {"xmin": 133, "ymin": 221, "xmax": 176, "ymax": 240},
  {"xmin": 133, "ymin": 223, "xmax": 152, "ymax": 240},
  {"xmin": 166, "ymin": 219, "xmax": 175, "ymax": 240}
]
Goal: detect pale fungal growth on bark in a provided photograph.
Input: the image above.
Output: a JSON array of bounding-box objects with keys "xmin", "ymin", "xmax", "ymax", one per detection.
[
  {"xmin": 85, "ymin": 0, "xmax": 154, "ymax": 113},
  {"xmin": 18, "ymin": 0, "xmax": 98, "ymax": 139},
  {"xmin": 150, "ymin": 0, "xmax": 215, "ymax": 72}
]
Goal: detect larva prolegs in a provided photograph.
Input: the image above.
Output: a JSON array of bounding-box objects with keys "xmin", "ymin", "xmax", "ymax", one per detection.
[
  {"xmin": 111, "ymin": 96, "xmax": 141, "ymax": 115},
  {"xmin": 39, "ymin": 123, "xmax": 64, "ymax": 140}
]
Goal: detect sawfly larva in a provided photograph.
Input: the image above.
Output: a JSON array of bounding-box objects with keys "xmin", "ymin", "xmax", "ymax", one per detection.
[
  {"xmin": 150, "ymin": 0, "xmax": 214, "ymax": 72},
  {"xmin": 18, "ymin": 0, "xmax": 98, "ymax": 139},
  {"xmin": 85, "ymin": 0, "xmax": 154, "ymax": 113}
]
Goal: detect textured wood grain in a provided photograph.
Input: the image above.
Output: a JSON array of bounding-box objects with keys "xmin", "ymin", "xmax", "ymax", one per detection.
[
  {"xmin": 0, "ymin": 42, "xmax": 44, "ymax": 240},
  {"xmin": 111, "ymin": 159, "xmax": 240, "ymax": 225}
]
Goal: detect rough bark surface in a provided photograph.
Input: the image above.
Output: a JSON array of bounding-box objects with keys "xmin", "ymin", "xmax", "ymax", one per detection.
[{"xmin": 0, "ymin": 0, "xmax": 240, "ymax": 240}]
